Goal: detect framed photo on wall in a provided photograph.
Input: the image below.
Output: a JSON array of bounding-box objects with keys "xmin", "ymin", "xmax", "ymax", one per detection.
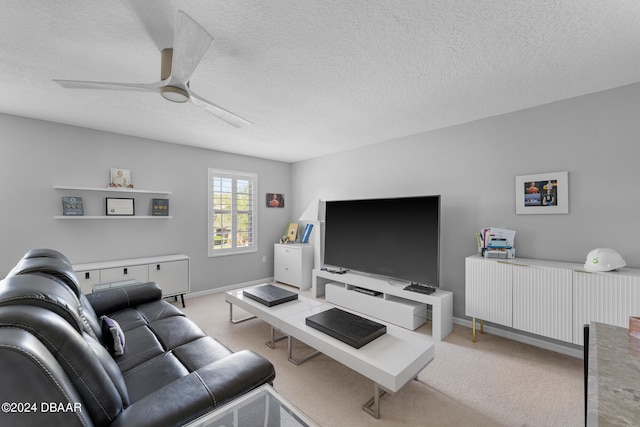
[
  {"xmin": 106, "ymin": 198, "xmax": 135, "ymax": 216},
  {"xmin": 515, "ymin": 171, "xmax": 568, "ymax": 214},
  {"xmin": 266, "ymin": 193, "xmax": 284, "ymax": 208}
]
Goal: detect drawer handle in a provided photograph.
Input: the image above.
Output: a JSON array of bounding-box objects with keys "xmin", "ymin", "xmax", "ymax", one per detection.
[{"xmin": 124, "ymin": 268, "xmax": 128, "ymax": 275}]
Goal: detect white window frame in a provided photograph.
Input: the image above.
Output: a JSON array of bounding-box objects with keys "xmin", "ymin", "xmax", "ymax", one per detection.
[{"xmin": 208, "ymin": 168, "xmax": 258, "ymax": 257}]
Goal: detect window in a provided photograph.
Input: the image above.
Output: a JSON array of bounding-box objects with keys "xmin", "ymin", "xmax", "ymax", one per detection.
[{"xmin": 208, "ymin": 169, "xmax": 257, "ymax": 257}]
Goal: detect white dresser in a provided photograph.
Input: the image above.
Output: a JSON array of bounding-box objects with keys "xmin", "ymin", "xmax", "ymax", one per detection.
[
  {"xmin": 465, "ymin": 255, "xmax": 640, "ymax": 345},
  {"xmin": 273, "ymin": 243, "xmax": 314, "ymax": 290},
  {"xmin": 73, "ymin": 254, "xmax": 190, "ymax": 306}
]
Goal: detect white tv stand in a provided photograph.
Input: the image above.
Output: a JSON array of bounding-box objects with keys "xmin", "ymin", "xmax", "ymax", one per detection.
[{"xmin": 312, "ymin": 269, "xmax": 453, "ymax": 341}]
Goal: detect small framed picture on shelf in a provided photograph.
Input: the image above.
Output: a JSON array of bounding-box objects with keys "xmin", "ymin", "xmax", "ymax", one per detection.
[
  {"xmin": 109, "ymin": 168, "xmax": 133, "ymax": 188},
  {"xmin": 152, "ymin": 198, "xmax": 169, "ymax": 216},
  {"xmin": 106, "ymin": 198, "xmax": 135, "ymax": 216},
  {"xmin": 61, "ymin": 196, "xmax": 84, "ymax": 216},
  {"xmin": 286, "ymin": 222, "xmax": 299, "ymax": 242}
]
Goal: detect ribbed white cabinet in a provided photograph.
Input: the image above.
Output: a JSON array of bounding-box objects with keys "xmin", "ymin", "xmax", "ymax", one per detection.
[
  {"xmin": 465, "ymin": 257, "xmax": 512, "ymax": 327},
  {"xmin": 466, "ymin": 255, "xmax": 640, "ymax": 346},
  {"xmin": 512, "ymin": 264, "xmax": 572, "ymax": 342},
  {"xmin": 274, "ymin": 244, "xmax": 314, "ymax": 290},
  {"xmin": 572, "ymin": 269, "xmax": 640, "ymax": 345}
]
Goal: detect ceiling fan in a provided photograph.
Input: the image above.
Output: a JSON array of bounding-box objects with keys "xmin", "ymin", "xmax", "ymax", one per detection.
[{"xmin": 53, "ymin": 5, "xmax": 252, "ymax": 128}]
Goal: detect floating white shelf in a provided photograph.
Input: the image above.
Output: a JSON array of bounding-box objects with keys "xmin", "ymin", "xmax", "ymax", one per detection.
[
  {"xmin": 54, "ymin": 216, "xmax": 172, "ymax": 220},
  {"xmin": 53, "ymin": 185, "xmax": 172, "ymax": 195},
  {"xmin": 54, "ymin": 184, "xmax": 172, "ymax": 219}
]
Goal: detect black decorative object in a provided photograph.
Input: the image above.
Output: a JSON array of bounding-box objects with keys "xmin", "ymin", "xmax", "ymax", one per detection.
[
  {"xmin": 306, "ymin": 308, "xmax": 386, "ymax": 348},
  {"xmin": 243, "ymin": 284, "xmax": 298, "ymax": 307}
]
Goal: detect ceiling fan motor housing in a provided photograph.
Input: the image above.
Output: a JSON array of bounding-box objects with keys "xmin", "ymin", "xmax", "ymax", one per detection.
[{"xmin": 160, "ymin": 48, "xmax": 189, "ymax": 102}]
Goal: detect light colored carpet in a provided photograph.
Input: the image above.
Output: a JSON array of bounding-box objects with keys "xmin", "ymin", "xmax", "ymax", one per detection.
[{"xmin": 176, "ymin": 286, "xmax": 583, "ymax": 427}]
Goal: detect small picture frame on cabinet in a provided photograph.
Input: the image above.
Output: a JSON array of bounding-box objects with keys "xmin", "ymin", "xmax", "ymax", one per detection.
[{"xmin": 106, "ymin": 198, "xmax": 135, "ymax": 216}]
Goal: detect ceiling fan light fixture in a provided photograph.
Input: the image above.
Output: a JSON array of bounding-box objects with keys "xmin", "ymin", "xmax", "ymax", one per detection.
[{"xmin": 160, "ymin": 86, "xmax": 189, "ymax": 103}]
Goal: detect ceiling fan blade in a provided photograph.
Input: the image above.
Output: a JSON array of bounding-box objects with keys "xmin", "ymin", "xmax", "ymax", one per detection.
[
  {"xmin": 53, "ymin": 79, "xmax": 163, "ymax": 92},
  {"xmin": 190, "ymin": 91, "xmax": 253, "ymax": 128},
  {"xmin": 121, "ymin": 0, "xmax": 174, "ymax": 51},
  {"xmin": 169, "ymin": 11, "xmax": 214, "ymax": 85}
]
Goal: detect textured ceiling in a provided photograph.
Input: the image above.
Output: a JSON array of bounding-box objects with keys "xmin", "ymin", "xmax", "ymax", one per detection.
[{"xmin": 1, "ymin": 1, "xmax": 640, "ymax": 162}]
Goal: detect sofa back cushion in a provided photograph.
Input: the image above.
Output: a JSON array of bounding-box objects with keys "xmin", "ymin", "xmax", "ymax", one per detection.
[
  {"xmin": 7, "ymin": 254, "xmax": 103, "ymax": 340},
  {"xmin": 0, "ymin": 304, "xmax": 129, "ymax": 426},
  {"xmin": 0, "ymin": 274, "xmax": 85, "ymax": 333},
  {"xmin": 0, "ymin": 327, "xmax": 95, "ymax": 427}
]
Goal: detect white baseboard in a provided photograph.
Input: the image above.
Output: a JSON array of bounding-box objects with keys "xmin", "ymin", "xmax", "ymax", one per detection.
[
  {"xmin": 453, "ymin": 317, "xmax": 583, "ymax": 359},
  {"xmin": 184, "ymin": 277, "xmax": 274, "ymax": 299}
]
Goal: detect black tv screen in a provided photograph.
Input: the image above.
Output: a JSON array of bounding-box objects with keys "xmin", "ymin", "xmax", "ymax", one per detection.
[{"xmin": 324, "ymin": 195, "xmax": 440, "ymax": 286}]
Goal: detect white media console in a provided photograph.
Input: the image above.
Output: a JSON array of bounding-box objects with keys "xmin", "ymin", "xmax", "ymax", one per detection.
[{"xmin": 312, "ymin": 269, "xmax": 453, "ymax": 341}]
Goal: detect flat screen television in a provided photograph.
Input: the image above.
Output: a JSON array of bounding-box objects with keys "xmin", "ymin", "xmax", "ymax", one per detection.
[{"xmin": 323, "ymin": 195, "xmax": 440, "ymax": 286}]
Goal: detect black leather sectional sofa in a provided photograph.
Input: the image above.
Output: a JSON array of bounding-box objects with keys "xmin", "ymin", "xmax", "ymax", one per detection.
[{"xmin": 0, "ymin": 249, "xmax": 276, "ymax": 427}]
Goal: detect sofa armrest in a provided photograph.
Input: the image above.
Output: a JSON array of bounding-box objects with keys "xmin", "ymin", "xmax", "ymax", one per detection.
[
  {"xmin": 110, "ymin": 350, "xmax": 276, "ymax": 427},
  {"xmin": 86, "ymin": 282, "xmax": 162, "ymax": 317}
]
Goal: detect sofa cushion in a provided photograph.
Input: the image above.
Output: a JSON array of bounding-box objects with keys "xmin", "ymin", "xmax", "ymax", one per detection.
[
  {"xmin": 114, "ymin": 325, "xmax": 166, "ymax": 373},
  {"xmin": 135, "ymin": 299, "xmax": 185, "ymax": 323},
  {"xmin": 87, "ymin": 282, "xmax": 163, "ymax": 317},
  {"xmin": 149, "ymin": 315, "xmax": 207, "ymax": 350},
  {"xmin": 20, "ymin": 248, "xmax": 73, "ymax": 267},
  {"xmin": 122, "ymin": 351, "xmax": 190, "ymax": 403},
  {"xmin": 7, "ymin": 255, "xmax": 103, "ymax": 340},
  {"xmin": 0, "ymin": 274, "xmax": 84, "ymax": 333},
  {"xmin": 172, "ymin": 336, "xmax": 234, "ymax": 372},
  {"xmin": 0, "ymin": 305, "xmax": 127, "ymax": 426},
  {"xmin": 8, "ymin": 257, "xmax": 82, "ymax": 297},
  {"xmin": 0, "ymin": 327, "xmax": 94, "ymax": 427}
]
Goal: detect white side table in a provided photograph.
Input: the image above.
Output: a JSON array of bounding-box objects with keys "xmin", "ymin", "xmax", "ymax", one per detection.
[{"xmin": 274, "ymin": 243, "xmax": 314, "ymax": 290}]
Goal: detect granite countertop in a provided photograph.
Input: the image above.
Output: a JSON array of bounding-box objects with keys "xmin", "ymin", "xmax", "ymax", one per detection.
[{"xmin": 588, "ymin": 321, "xmax": 640, "ymax": 426}]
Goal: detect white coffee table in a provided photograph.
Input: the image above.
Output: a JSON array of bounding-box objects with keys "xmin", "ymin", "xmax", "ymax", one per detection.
[{"xmin": 225, "ymin": 285, "xmax": 435, "ymax": 419}]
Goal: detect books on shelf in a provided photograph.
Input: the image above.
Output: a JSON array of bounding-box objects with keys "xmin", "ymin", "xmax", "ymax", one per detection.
[{"xmin": 301, "ymin": 223, "xmax": 314, "ymax": 243}]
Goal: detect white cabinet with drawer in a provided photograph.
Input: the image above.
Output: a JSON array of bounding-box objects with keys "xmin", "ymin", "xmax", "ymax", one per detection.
[
  {"xmin": 149, "ymin": 259, "xmax": 189, "ymax": 299},
  {"xmin": 74, "ymin": 254, "xmax": 190, "ymax": 306},
  {"xmin": 274, "ymin": 243, "xmax": 314, "ymax": 290},
  {"xmin": 76, "ymin": 269, "xmax": 101, "ymax": 295},
  {"xmin": 100, "ymin": 264, "xmax": 149, "ymax": 284}
]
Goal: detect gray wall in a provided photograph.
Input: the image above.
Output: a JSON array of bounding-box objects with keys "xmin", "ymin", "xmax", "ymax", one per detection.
[
  {"xmin": 290, "ymin": 82, "xmax": 640, "ymax": 319},
  {"xmin": 0, "ymin": 114, "xmax": 291, "ymax": 292}
]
